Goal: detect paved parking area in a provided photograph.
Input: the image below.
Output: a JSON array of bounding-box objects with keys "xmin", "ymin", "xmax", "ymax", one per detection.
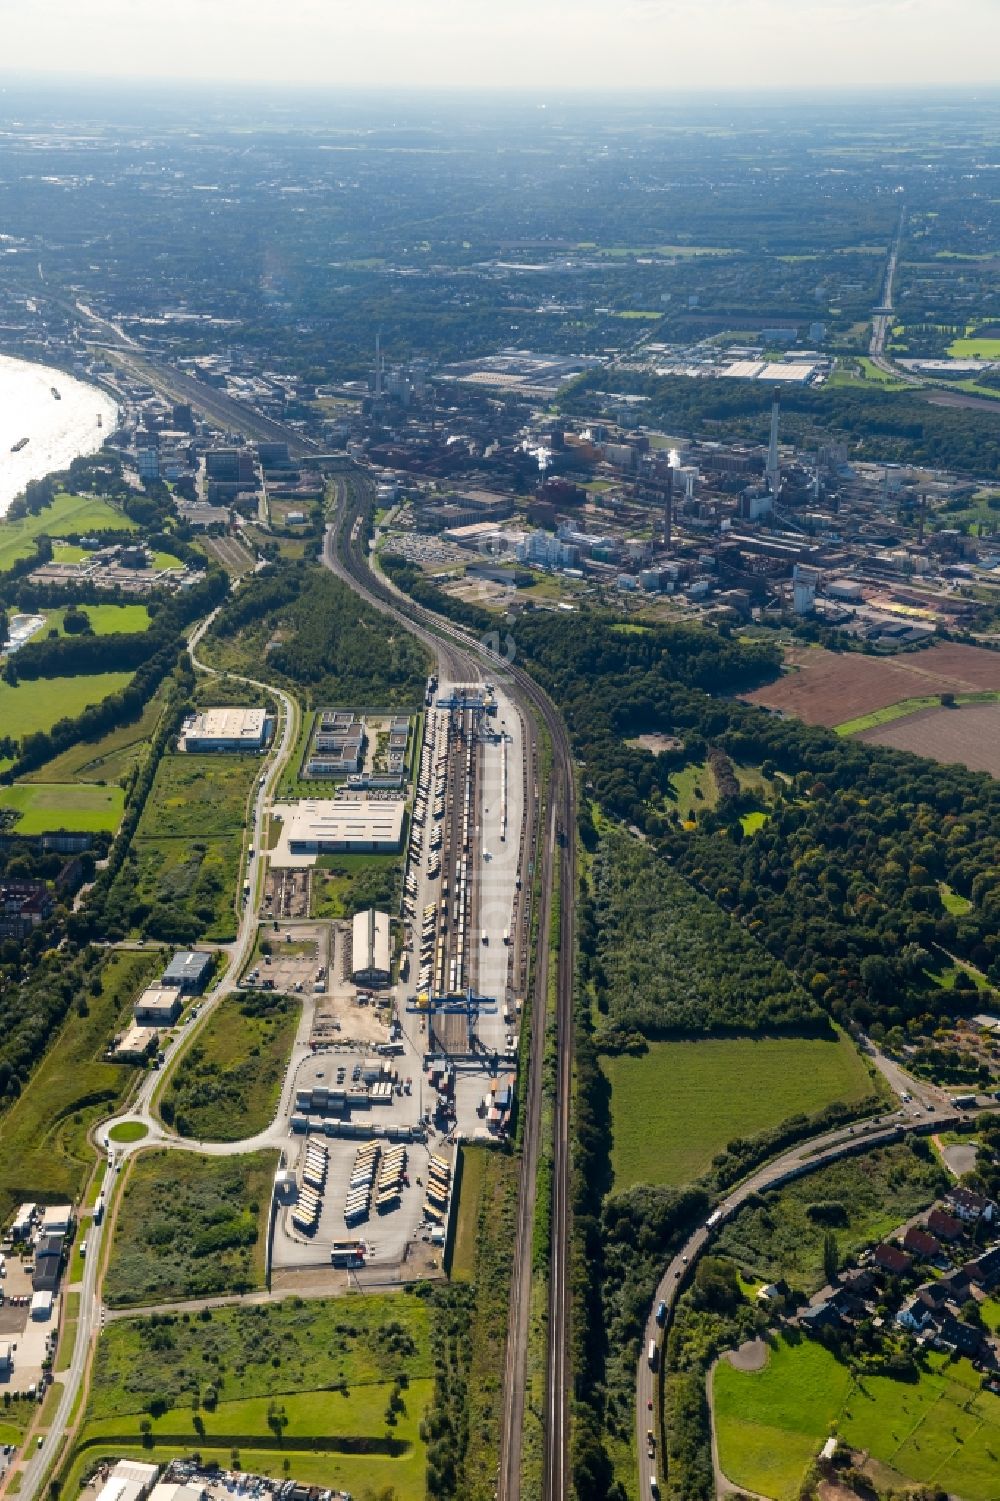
[{"xmin": 271, "ymin": 1133, "xmax": 453, "ymax": 1271}]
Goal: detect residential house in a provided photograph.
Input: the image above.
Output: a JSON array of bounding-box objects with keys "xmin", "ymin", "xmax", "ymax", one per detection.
[
  {"xmin": 936, "ymin": 1315, "xmax": 984, "ymax": 1358},
  {"xmin": 902, "ymin": 1226, "xmax": 945, "ymax": 1262},
  {"xmin": 873, "ymin": 1243, "xmax": 912, "ymax": 1276},
  {"xmin": 947, "ymin": 1187, "xmax": 996, "ymax": 1224},
  {"xmin": 928, "ymin": 1208, "xmax": 965, "ymax": 1243},
  {"xmin": 966, "ymin": 1246, "xmax": 1000, "ymax": 1292}
]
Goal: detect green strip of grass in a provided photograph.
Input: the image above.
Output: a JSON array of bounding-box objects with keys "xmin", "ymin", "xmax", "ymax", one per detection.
[{"xmin": 836, "ymin": 689, "xmax": 1000, "ymax": 736}]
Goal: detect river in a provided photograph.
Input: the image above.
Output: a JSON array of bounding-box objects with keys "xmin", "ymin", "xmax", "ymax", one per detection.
[{"xmin": 0, "ymin": 353, "xmax": 119, "ymax": 518}]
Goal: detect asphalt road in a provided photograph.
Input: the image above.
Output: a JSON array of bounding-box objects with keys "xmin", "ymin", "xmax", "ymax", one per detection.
[{"xmin": 17, "ymin": 611, "xmax": 301, "ymax": 1501}]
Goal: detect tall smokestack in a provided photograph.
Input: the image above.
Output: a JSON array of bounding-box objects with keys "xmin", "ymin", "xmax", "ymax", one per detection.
[
  {"xmin": 766, "ymin": 397, "xmax": 780, "ymax": 495},
  {"xmin": 665, "ymin": 464, "xmax": 673, "ymax": 550}
]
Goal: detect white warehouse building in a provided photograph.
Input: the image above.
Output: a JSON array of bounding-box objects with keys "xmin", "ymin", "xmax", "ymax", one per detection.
[
  {"xmin": 352, "ymin": 908, "xmax": 392, "ymax": 987},
  {"xmin": 180, "ymin": 707, "xmax": 272, "ymax": 753}
]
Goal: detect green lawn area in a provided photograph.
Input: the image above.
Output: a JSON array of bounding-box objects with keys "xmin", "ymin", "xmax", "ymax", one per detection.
[
  {"xmin": 104, "ymin": 1150, "xmax": 277, "ymax": 1307},
  {"xmin": 0, "ymin": 780, "xmax": 125, "ymax": 834},
  {"xmin": 0, "ymin": 491, "xmax": 135, "ymax": 571},
  {"xmin": 43, "ymin": 603, "xmax": 151, "ymax": 636},
  {"xmin": 449, "ymin": 1143, "xmax": 487, "ymax": 1281},
  {"xmin": 0, "ymin": 672, "xmax": 136, "ymax": 743},
  {"xmin": 149, "ymin": 550, "xmax": 185, "ymax": 572},
  {"xmin": 939, "ymin": 882, "xmax": 973, "ymax": 916},
  {"xmin": 715, "ymin": 1139, "xmax": 947, "ymax": 1291},
  {"xmin": 669, "ymin": 760, "xmax": 715, "ymax": 820},
  {"xmin": 714, "ymin": 1335, "xmax": 1000, "ymax": 1501},
  {"xmin": 72, "ymin": 1380, "xmax": 431, "ymax": 1497},
  {"xmin": 601, "ymin": 1034, "xmax": 874, "ymax": 1190},
  {"xmin": 159, "ymin": 992, "xmax": 300, "ymax": 1141},
  {"xmin": 0, "ymin": 949, "xmax": 162, "ymax": 1226},
  {"xmin": 21, "ymin": 686, "xmax": 166, "ymax": 784},
  {"xmin": 948, "ymin": 335, "xmax": 1000, "ymax": 358},
  {"xmin": 740, "ymin": 810, "xmax": 769, "ymax": 835},
  {"xmin": 108, "ymin": 1122, "xmax": 148, "ymax": 1144}
]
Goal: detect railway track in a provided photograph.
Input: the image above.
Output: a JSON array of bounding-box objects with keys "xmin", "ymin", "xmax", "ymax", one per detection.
[{"xmin": 325, "ymin": 475, "xmax": 576, "ymax": 1501}]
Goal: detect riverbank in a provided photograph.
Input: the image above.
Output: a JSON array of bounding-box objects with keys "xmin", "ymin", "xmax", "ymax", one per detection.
[{"xmin": 0, "ymin": 353, "xmax": 119, "ymax": 517}]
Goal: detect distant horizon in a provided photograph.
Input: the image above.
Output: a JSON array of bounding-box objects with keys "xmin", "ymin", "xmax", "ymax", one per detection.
[{"xmin": 3, "ymin": 0, "xmax": 999, "ymax": 93}]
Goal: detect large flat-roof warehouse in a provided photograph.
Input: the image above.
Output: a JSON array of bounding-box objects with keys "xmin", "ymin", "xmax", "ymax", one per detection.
[
  {"xmin": 180, "ymin": 707, "xmax": 272, "ymax": 752},
  {"xmin": 272, "ymin": 798, "xmax": 405, "ymax": 859}
]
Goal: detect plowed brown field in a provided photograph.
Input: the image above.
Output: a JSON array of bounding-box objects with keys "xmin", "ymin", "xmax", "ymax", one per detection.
[
  {"xmin": 856, "ymin": 700, "xmax": 1000, "ymax": 776},
  {"xmin": 742, "ymin": 643, "xmax": 1000, "ymax": 728}
]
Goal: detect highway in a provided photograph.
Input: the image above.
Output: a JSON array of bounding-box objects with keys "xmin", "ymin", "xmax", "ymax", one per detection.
[
  {"xmin": 16, "ymin": 616, "xmax": 300, "ymax": 1501},
  {"xmin": 869, "ymin": 208, "xmax": 922, "ymax": 386},
  {"xmin": 325, "ymin": 474, "xmax": 576, "ymax": 1501}
]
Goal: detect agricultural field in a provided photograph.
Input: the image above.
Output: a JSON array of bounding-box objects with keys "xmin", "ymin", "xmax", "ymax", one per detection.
[
  {"xmin": 714, "ymin": 1335, "xmax": 1000, "ymax": 1501},
  {"xmin": 0, "ymin": 671, "xmax": 136, "ymax": 743},
  {"xmin": 856, "ymin": 699, "xmax": 1000, "ymax": 776},
  {"xmin": 0, "ymin": 491, "xmax": 136, "ymax": 571},
  {"xmin": 0, "ymin": 949, "xmax": 162, "ymax": 1225},
  {"xmin": 70, "ymin": 1293, "xmax": 434, "ymax": 1499},
  {"xmin": 0, "ymin": 779, "xmax": 125, "ymax": 834},
  {"xmin": 159, "ymin": 992, "xmax": 300, "ymax": 1141},
  {"xmin": 742, "ymin": 642, "xmax": 1000, "ymax": 729},
  {"xmin": 600, "ymin": 1035, "xmax": 875, "ymax": 1190},
  {"xmin": 104, "ymin": 1150, "xmax": 277, "ymax": 1306},
  {"xmin": 714, "ymin": 1139, "xmax": 947, "ymax": 1290}
]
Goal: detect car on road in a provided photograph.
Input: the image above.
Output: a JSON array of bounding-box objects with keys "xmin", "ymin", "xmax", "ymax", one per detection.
[{"xmin": 655, "ymin": 1300, "xmax": 666, "ymax": 1324}]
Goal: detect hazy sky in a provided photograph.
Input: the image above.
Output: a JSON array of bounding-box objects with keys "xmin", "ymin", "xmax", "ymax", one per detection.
[{"xmin": 4, "ymin": 0, "xmax": 1000, "ymax": 90}]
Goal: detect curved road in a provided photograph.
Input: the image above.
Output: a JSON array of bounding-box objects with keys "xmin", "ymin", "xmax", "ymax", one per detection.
[
  {"xmin": 635, "ymin": 1055, "xmax": 1000, "ymax": 1501},
  {"xmin": 17, "ymin": 613, "xmax": 300, "ymax": 1501}
]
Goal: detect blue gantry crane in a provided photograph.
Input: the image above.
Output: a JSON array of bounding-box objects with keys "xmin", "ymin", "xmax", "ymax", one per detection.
[{"xmin": 407, "ymin": 986, "xmax": 499, "ymax": 1053}]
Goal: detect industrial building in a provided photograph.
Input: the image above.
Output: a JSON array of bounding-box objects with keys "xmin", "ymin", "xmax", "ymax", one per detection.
[
  {"xmin": 93, "ymin": 1459, "xmax": 161, "ymax": 1501},
  {"xmin": 280, "ymin": 799, "xmax": 405, "ymax": 855},
  {"xmin": 160, "ymin": 950, "xmax": 213, "ymax": 993},
  {"xmin": 180, "ymin": 706, "xmax": 272, "ymax": 753},
  {"xmin": 112, "ymin": 1023, "xmax": 160, "ymax": 1062},
  {"xmin": 352, "ymin": 908, "xmax": 392, "ymax": 986},
  {"xmin": 134, "ymin": 986, "xmax": 183, "ymax": 1025}
]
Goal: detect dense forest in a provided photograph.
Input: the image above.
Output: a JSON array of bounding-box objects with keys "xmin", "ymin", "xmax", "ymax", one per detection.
[
  {"xmin": 509, "ymin": 613, "xmax": 1000, "ymax": 1034},
  {"xmin": 588, "ymin": 827, "xmax": 821, "ymax": 1046},
  {"xmin": 204, "ymin": 559, "xmax": 429, "ymax": 707}
]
